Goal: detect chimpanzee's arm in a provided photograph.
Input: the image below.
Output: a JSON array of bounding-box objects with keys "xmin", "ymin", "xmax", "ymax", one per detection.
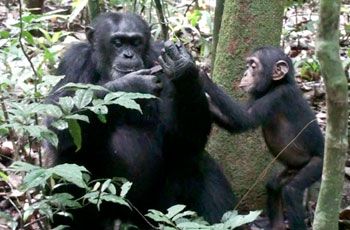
[
  {"xmin": 159, "ymin": 41, "xmax": 211, "ymax": 154},
  {"xmin": 95, "ymin": 69, "xmax": 162, "ymax": 98},
  {"xmin": 200, "ymin": 73, "xmax": 251, "ymax": 133},
  {"xmin": 201, "ymin": 73, "xmax": 285, "ymax": 133}
]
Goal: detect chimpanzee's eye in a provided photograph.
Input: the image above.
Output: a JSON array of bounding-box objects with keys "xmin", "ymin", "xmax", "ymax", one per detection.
[
  {"xmin": 113, "ymin": 38, "xmax": 122, "ymax": 47},
  {"xmin": 131, "ymin": 38, "xmax": 142, "ymax": 47}
]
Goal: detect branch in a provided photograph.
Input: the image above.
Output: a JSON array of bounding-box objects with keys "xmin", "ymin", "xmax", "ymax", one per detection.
[{"xmin": 17, "ymin": 0, "xmax": 42, "ymax": 166}]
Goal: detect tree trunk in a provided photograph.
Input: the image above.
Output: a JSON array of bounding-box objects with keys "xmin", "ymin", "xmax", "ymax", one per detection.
[
  {"xmin": 312, "ymin": 1, "xmax": 349, "ymax": 229},
  {"xmin": 154, "ymin": 0, "xmax": 168, "ymax": 40},
  {"xmin": 211, "ymin": 0, "xmax": 225, "ymax": 67},
  {"xmin": 209, "ymin": 0, "xmax": 285, "ymax": 210},
  {"xmin": 88, "ymin": 0, "xmax": 100, "ymax": 21}
]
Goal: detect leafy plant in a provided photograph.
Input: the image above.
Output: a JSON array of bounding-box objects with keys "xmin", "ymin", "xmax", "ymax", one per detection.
[
  {"xmin": 146, "ymin": 204, "xmax": 261, "ymax": 230},
  {"xmin": 298, "ymin": 58, "xmax": 321, "ymax": 81},
  {"xmin": 1, "ymin": 161, "xmax": 131, "ymax": 229}
]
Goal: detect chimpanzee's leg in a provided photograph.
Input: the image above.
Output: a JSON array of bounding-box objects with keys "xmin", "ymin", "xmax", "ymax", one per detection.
[
  {"xmin": 282, "ymin": 157, "xmax": 322, "ymax": 230},
  {"xmin": 266, "ymin": 169, "xmax": 296, "ymax": 230}
]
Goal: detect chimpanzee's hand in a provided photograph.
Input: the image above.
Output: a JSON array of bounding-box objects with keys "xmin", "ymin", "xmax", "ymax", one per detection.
[
  {"xmin": 158, "ymin": 41, "xmax": 196, "ymax": 80},
  {"xmin": 105, "ymin": 69, "xmax": 163, "ymax": 95}
]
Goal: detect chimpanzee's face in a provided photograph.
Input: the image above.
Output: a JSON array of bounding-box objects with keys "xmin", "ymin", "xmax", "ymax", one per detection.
[
  {"xmin": 239, "ymin": 52, "xmax": 289, "ymax": 96},
  {"xmin": 108, "ymin": 19, "xmax": 148, "ymax": 79},
  {"xmin": 239, "ymin": 56, "xmax": 262, "ymax": 93},
  {"xmin": 88, "ymin": 15, "xmax": 150, "ymax": 80}
]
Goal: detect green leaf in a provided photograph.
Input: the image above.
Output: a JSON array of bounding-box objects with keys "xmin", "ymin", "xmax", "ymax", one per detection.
[
  {"xmin": 44, "ymin": 104, "xmax": 63, "ymax": 118},
  {"xmin": 222, "ymin": 210, "xmax": 261, "ymax": 229},
  {"xmin": 23, "ymin": 125, "xmax": 42, "ymax": 138},
  {"xmin": 48, "ymin": 193, "xmax": 82, "ymax": 208},
  {"xmin": 22, "ymin": 31, "xmax": 35, "ymax": 46},
  {"xmin": 104, "ymin": 92, "xmax": 126, "ymax": 101},
  {"xmin": 37, "ymin": 202, "xmax": 54, "ymax": 221},
  {"xmin": 21, "ymin": 168, "xmax": 50, "ymax": 191},
  {"xmin": 9, "ymin": 161, "xmax": 40, "ymax": 172},
  {"xmin": 38, "ymin": 28, "xmax": 52, "ymax": 41},
  {"xmin": 57, "ymin": 83, "xmax": 108, "ymax": 92},
  {"xmin": 104, "ymin": 92, "xmax": 155, "ymax": 102},
  {"xmin": 74, "ymin": 89, "xmax": 93, "ymax": 109},
  {"xmin": 23, "ymin": 207, "xmax": 36, "ymax": 222},
  {"xmin": 166, "ymin": 205, "xmax": 186, "ymax": 219},
  {"xmin": 51, "ymin": 31, "xmax": 62, "ymax": 43},
  {"xmin": 0, "ymin": 170, "xmax": 8, "ymax": 181},
  {"xmin": 67, "ymin": 119, "xmax": 82, "ymax": 151},
  {"xmin": 107, "ymin": 183, "xmax": 116, "ymax": 195},
  {"xmin": 92, "ymin": 182, "xmax": 101, "ymax": 191},
  {"xmin": 0, "ymin": 31, "xmax": 10, "ymax": 38},
  {"xmin": 122, "ymin": 92, "xmax": 156, "ymax": 100},
  {"xmin": 97, "ymin": 114, "xmax": 107, "ymax": 123},
  {"xmin": 113, "ymin": 98, "xmax": 141, "ymax": 112},
  {"xmin": 101, "ymin": 194, "xmax": 129, "ymax": 207},
  {"xmin": 51, "ymin": 120, "xmax": 69, "ymax": 130},
  {"xmin": 172, "ymin": 210, "xmax": 196, "ymax": 221},
  {"xmin": 101, "ymin": 179, "xmax": 111, "ymax": 192},
  {"xmin": 65, "ymin": 114, "xmax": 89, "ymax": 123},
  {"xmin": 120, "ymin": 181, "xmax": 132, "ymax": 198},
  {"xmin": 176, "ymin": 222, "xmax": 209, "ymax": 229},
  {"xmin": 0, "ymin": 211, "xmax": 17, "ymax": 229},
  {"xmin": 59, "ymin": 97, "xmax": 75, "ymax": 114},
  {"xmin": 145, "ymin": 210, "xmax": 174, "ymax": 226},
  {"xmin": 41, "ymin": 129, "xmax": 59, "ymax": 147},
  {"xmin": 88, "ymin": 105, "xmax": 108, "ymax": 115},
  {"xmin": 49, "ymin": 164, "xmax": 89, "ymax": 189}
]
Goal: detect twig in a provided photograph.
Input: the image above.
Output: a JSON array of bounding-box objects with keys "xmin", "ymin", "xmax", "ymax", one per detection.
[
  {"xmin": 0, "ymin": 97, "xmax": 19, "ymax": 160},
  {"xmin": 126, "ymin": 200, "xmax": 161, "ymax": 230},
  {"xmin": 17, "ymin": 0, "xmax": 42, "ymax": 167},
  {"xmin": 18, "ymin": 0, "xmax": 39, "ymax": 90},
  {"xmin": 234, "ymin": 118, "xmax": 317, "ymax": 209}
]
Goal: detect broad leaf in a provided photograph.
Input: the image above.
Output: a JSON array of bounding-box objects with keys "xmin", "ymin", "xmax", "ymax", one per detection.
[
  {"xmin": 49, "ymin": 164, "xmax": 88, "ymax": 189},
  {"xmin": 67, "ymin": 119, "xmax": 82, "ymax": 151},
  {"xmin": 73, "ymin": 89, "xmax": 93, "ymax": 109}
]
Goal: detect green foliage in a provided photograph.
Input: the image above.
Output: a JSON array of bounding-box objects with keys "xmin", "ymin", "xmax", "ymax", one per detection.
[
  {"xmin": 46, "ymin": 83, "xmax": 156, "ymax": 150},
  {"xmin": 146, "ymin": 204, "xmax": 261, "ymax": 229},
  {"xmin": 3, "ymin": 161, "xmax": 130, "ymax": 228},
  {"xmin": 296, "ymin": 58, "xmax": 321, "ymax": 81},
  {"xmin": 0, "ymin": 211, "xmax": 18, "ymax": 230}
]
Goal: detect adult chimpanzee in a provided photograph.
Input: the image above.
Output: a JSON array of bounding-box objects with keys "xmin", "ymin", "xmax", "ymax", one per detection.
[
  {"xmin": 45, "ymin": 12, "xmax": 235, "ymax": 229},
  {"xmin": 201, "ymin": 46, "xmax": 324, "ymax": 230}
]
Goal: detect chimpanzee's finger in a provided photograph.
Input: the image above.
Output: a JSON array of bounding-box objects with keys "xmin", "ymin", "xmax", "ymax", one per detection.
[
  {"xmin": 160, "ymin": 49, "xmax": 174, "ymax": 67},
  {"xmin": 164, "ymin": 40, "xmax": 180, "ymax": 60},
  {"xmin": 158, "ymin": 56, "xmax": 170, "ymax": 71}
]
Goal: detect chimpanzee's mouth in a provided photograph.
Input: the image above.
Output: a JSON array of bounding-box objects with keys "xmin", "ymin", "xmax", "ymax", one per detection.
[{"xmin": 114, "ymin": 67, "xmax": 136, "ymax": 74}]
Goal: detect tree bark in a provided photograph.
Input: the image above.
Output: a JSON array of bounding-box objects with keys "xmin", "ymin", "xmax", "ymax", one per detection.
[
  {"xmin": 312, "ymin": 1, "xmax": 349, "ymax": 229},
  {"xmin": 209, "ymin": 0, "xmax": 285, "ymax": 210},
  {"xmin": 154, "ymin": 0, "xmax": 168, "ymax": 40},
  {"xmin": 88, "ymin": 0, "xmax": 100, "ymax": 21},
  {"xmin": 211, "ymin": 0, "xmax": 225, "ymax": 67}
]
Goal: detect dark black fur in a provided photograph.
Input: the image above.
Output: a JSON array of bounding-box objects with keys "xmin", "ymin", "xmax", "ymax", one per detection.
[
  {"xmin": 202, "ymin": 47, "xmax": 324, "ymax": 230},
  {"xmin": 46, "ymin": 12, "xmax": 234, "ymax": 229}
]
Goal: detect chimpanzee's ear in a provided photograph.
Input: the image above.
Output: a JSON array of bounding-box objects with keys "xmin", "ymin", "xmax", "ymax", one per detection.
[
  {"xmin": 85, "ymin": 26, "xmax": 95, "ymax": 44},
  {"xmin": 272, "ymin": 60, "xmax": 289, "ymax": 80}
]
